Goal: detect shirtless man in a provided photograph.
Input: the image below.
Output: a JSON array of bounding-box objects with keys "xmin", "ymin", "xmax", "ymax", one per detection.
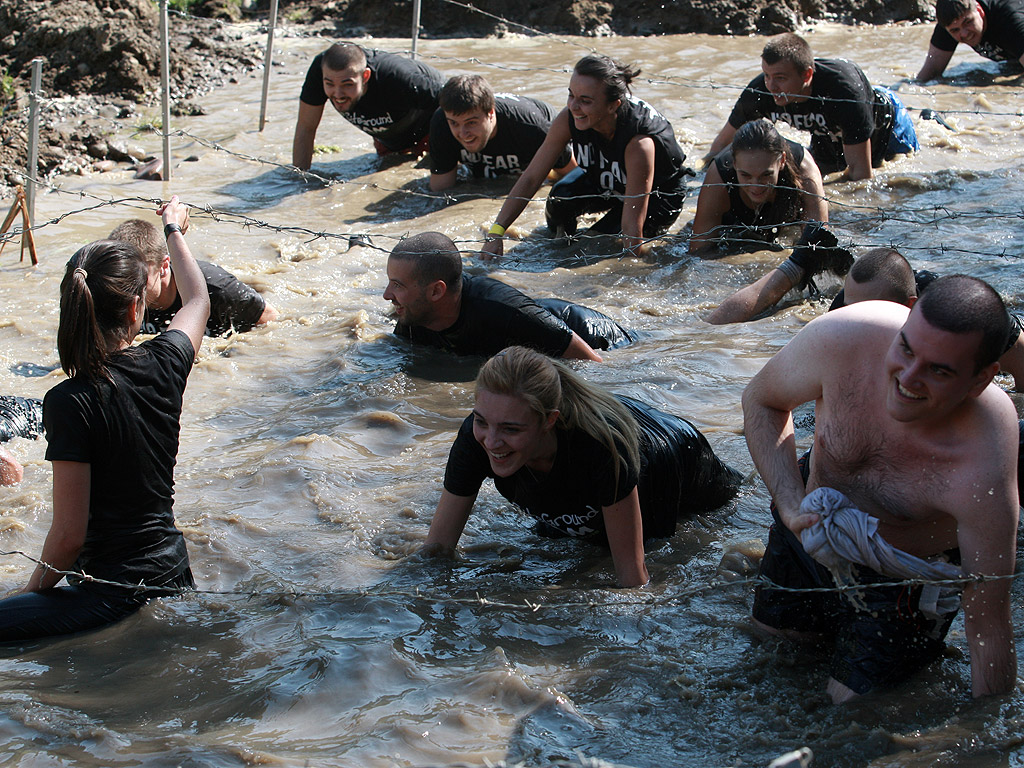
[
  {"xmin": 743, "ymin": 275, "xmax": 1018, "ymax": 701},
  {"xmin": 917, "ymin": 0, "xmax": 1024, "ymax": 80}
]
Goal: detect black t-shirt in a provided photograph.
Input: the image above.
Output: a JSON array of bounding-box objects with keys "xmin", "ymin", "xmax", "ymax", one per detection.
[
  {"xmin": 429, "ymin": 94, "xmax": 571, "ymax": 178},
  {"xmin": 300, "ymin": 48, "xmax": 444, "ymax": 151},
  {"xmin": 142, "ymin": 260, "xmax": 265, "ymax": 338},
  {"xmin": 393, "ymin": 274, "xmax": 574, "ymax": 357},
  {"xmin": 42, "ymin": 330, "xmax": 195, "ymax": 590},
  {"xmin": 930, "ymin": 0, "xmax": 1024, "ymax": 63},
  {"xmin": 728, "ymin": 58, "xmax": 881, "ymax": 151},
  {"xmin": 443, "ymin": 396, "xmax": 740, "ymax": 542},
  {"xmin": 570, "ymin": 96, "xmax": 689, "ymax": 196},
  {"xmin": 714, "ymin": 138, "xmax": 807, "ymax": 240}
]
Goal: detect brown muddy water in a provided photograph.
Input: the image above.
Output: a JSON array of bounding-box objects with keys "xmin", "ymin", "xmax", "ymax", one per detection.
[{"xmin": 0, "ymin": 20, "xmax": 1023, "ymax": 768}]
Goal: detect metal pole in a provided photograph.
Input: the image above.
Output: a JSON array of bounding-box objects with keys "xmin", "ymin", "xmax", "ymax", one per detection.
[
  {"xmin": 159, "ymin": 0, "xmax": 172, "ymax": 181},
  {"xmin": 25, "ymin": 58, "xmax": 43, "ymax": 223},
  {"xmin": 411, "ymin": 0, "xmax": 422, "ymax": 59},
  {"xmin": 258, "ymin": 0, "xmax": 279, "ymax": 131}
]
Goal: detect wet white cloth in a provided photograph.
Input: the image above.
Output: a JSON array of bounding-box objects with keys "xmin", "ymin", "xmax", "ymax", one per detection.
[{"xmin": 798, "ymin": 487, "xmax": 962, "ymax": 618}]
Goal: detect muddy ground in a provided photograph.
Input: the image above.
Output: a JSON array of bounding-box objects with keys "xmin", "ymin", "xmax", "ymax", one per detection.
[{"xmin": 0, "ymin": 0, "xmax": 934, "ymax": 196}]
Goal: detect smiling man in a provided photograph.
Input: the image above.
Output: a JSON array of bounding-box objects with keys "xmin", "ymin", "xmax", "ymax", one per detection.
[
  {"xmin": 917, "ymin": 0, "xmax": 1024, "ymax": 80},
  {"xmin": 383, "ymin": 232, "xmax": 635, "ymax": 361},
  {"xmin": 427, "ymin": 75, "xmax": 575, "ymax": 192},
  {"xmin": 706, "ymin": 33, "xmax": 918, "ymax": 180},
  {"xmin": 291, "ymin": 42, "xmax": 444, "ymax": 170},
  {"xmin": 742, "ymin": 274, "xmax": 1018, "ymax": 702}
]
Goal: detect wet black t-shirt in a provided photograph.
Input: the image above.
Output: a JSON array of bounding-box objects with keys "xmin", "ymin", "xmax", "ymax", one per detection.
[
  {"xmin": 930, "ymin": 0, "xmax": 1024, "ymax": 63},
  {"xmin": 429, "ymin": 94, "xmax": 571, "ymax": 177},
  {"xmin": 569, "ymin": 96, "xmax": 689, "ymax": 196},
  {"xmin": 42, "ymin": 330, "xmax": 195, "ymax": 590},
  {"xmin": 728, "ymin": 58, "xmax": 880, "ymax": 150},
  {"xmin": 300, "ymin": 49, "xmax": 444, "ymax": 151},
  {"xmin": 393, "ymin": 275, "xmax": 573, "ymax": 357},
  {"xmin": 443, "ymin": 395, "xmax": 741, "ymax": 541},
  {"xmin": 142, "ymin": 260, "xmax": 265, "ymax": 338}
]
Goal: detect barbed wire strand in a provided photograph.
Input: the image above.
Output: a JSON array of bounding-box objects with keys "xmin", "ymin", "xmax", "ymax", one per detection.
[
  {"xmin": 0, "ymin": 548, "xmax": 1013, "ymax": 611},
  {"xmin": 2, "ymin": 172, "xmax": 1021, "ymax": 267}
]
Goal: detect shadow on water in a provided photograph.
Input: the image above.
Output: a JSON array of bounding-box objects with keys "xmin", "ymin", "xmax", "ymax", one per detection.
[{"xmin": 215, "ymin": 153, "xmax": 395, "ymax": 214}]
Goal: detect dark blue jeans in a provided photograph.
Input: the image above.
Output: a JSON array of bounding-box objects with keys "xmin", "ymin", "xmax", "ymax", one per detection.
[{"xmin": 0, "ymin": 569, "xmax": 194, "ymax": 642}]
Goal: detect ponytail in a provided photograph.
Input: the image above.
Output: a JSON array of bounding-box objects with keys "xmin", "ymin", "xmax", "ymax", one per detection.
[
  {"xmin": 573, "ymin": 54, "xmax": 641, "ymax": 105},
  {"xmin": 58, "ymin": 240, "xmax": 148, "ymax": 382},
  {"xmin": 476, "ymin": 346, "xmax": 640, "ymax": 488}
]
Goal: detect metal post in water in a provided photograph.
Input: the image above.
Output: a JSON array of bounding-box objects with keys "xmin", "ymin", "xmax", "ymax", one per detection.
[
  {"xmin": 25, "ymin": 58, "xmax": 43, "ymax": 223},
  {"xmin": 411, "ymin": 0, "xmax": 422, "ymax": 59},
  {"xmin": 159, "ymin": 0, "xmax": 172, "ymax": 181},
  {"xmin": 260, "ymin": 0, "xmax": 280, "ymax": 131}
]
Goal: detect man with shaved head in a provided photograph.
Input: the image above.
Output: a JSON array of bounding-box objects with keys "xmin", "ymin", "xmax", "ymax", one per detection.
[{"xmin": 383, "ymin": 232, "xmax": 634, "ymax": 361}]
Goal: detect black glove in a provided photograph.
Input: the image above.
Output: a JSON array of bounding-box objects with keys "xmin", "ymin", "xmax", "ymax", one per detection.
[{"xmin": 789, "ymin": 223, "xmax": 854, "ymax": 292}]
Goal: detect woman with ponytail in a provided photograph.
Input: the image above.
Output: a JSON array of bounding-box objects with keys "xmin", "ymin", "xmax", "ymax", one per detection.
[
  {"xmin": 481, "ymin": 54, "xmax": 690, "ymax": 259},
  {"xmin": 0, "ymin": 195, "xmax": 209, "ymax": 640},
  {"xmin": 423, "ymin": 346, "xmax": 741, "ymax": 586}
]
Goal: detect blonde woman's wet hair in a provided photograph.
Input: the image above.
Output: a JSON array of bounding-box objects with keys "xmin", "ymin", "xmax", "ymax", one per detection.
[{"xmin": 475, "ymin": 346, "xmax": 640, "ymax": 486}]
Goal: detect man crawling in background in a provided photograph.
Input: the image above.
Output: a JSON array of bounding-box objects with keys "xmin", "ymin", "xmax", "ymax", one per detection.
[{"xmin": 742, "ymin": 275, "xmax": 1017, "ymax": 702}]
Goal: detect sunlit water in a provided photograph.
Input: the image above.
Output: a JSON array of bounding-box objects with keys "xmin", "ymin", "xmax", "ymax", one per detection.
[{"xmin": 0, "ymin": 19, "xmax": 1022, "ymax": 768}]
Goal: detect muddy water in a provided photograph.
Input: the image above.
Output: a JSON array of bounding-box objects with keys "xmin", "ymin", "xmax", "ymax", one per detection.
[{"xmin": 0, "ymin": 21, "xmax": 1023, "ymax": 767}]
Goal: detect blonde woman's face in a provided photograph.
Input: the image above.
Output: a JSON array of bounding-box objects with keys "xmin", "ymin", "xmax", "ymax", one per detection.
[{"xmin": 471, "ymin": 388, "xmax": 556, "ymax": 477}]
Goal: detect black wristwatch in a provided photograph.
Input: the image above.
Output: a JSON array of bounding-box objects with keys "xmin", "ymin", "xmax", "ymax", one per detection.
[{"xmin": 164, "ymin": 222, "xmax": 183, "ymax": 239}]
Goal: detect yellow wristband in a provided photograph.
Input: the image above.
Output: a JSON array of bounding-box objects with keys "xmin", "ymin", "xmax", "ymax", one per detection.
[{"xmin": 487, "ymin": 223, "xmax": 506, "ymax": 237}]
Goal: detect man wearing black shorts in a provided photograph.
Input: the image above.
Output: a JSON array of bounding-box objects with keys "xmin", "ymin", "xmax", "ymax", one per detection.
[
  {"xmin": 917, "ymin": 0, "xmax": 1024, "ymax": 80},
  {"xmin": 383, "ymin": 232, "xmax": 635, "ymax": 360},
  {"xmin": 706, "ymin": 33, "xmax": 918, "ymax": 180},
  {"xmin": 428, "ymin": 75, "xmax": 574, "ymax": 192},
  {"xmin": 110, "ymin": 219, "xmax": 278, "ymax": 337},
  {"xmin": 292, "ymin": 42, "xmax": 444, "ymax": 170}
]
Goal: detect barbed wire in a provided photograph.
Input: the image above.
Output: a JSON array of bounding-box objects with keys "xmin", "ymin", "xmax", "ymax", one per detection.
[
  {"xmin": 0, "ymin": 548, "xmax": 1014, "ymax": 611},
  {"xmin": 2, "ymin": 172, "xmax": 1021, "ymax": 267}
]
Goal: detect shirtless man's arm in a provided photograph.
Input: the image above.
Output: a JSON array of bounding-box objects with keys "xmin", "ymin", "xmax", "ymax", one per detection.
[
  {"xmin": 951, "ymin": 393, "xmax": 1019, "ymax": 696},
  {"xmin": 742, "ymin": 309, "xmax": 846, "ymax": 532}
]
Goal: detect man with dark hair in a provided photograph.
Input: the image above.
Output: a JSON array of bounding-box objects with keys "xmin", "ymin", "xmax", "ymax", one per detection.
[
  {"xmin": 743, "ymin": 274, "xmax": 1018, "ymax": 702},
  {"xmin": 292, "ymin": 42, "xmax": 445, "ymax": 170},
  {"xmin": 428, "ymin": 75, "xmax": 575, "ymax": 192},
  {"xmin": 831, "ymin": 250, "xmax": 1024, "ymax": 390},
  {"xmin": 109, "ymin": 219, "xmax": 278, "ymax": 337},
  {"xmin": 706, "ymin": 33, "xmax": 918, "ymax": 180},
  {"xmin": 383, "ymin": 232, "xmax": 634, "ymax": 360},
  {"xmin": 840, "ymin": 247, "xmax": 918, "ymax": 305},
  {"xmin": 917, "ymin": 0, "xmax": 1024, "ymax": 80}
]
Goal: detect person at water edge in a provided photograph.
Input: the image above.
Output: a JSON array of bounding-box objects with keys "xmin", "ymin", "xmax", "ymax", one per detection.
[
  {"xmin": 481, "ymin": 54, "xmax": 691, "ymax": 259},
  {"xmin": 428, "ymin": 74, "xmax": 575, "ymax": 192},
  {"xmin": 0, "ymin": 396, "xmax": 43, "ymax": 486},
  {"xmin": 705, "ymin": 33, "xmax": 918, "ymax": 181},
  {"xmin": 832, "ymin": 248, "xmax": 1024, "ymax": 390},
  {"xmin": 691, "ymin": 119, "xmax": 841, "ymax": 324},
  {"xmin": 292, "ymin": 42, "xmax": 444, "ymax": 170},
  {"xmin": 110, "ymin": 218, "xmax": 277, "ymax": 337},
  {"xmin": 422, "ymin": 346, "xmax": 742, "ymax": 587},
  {"xmin": 0, "ymin": 196, "xmax": 209, "ymax": 641},
  {"xmin": 917, "ymin": 0, "xmax": 1024, "ymax": 80},
  {"xmin": 742, "ymin": 274, "xmax": 1018, "ymax": 701},
  {"xmin": 384, "ymin": 232, "xmax": 635, "ymax": 361}
]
